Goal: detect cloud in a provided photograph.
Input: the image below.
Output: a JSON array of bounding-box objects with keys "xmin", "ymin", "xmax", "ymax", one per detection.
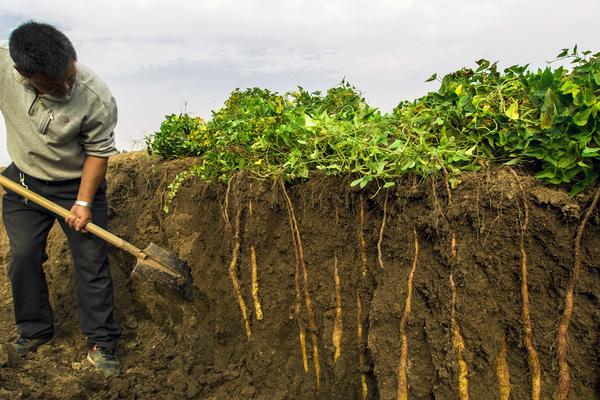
[
  {"xmin": 0, "ymin": 12, "xmax": 29, "ymax": 38},
  {"xmin": 2, "ymin": 0, "xmax": 598, "ymax": 80}
]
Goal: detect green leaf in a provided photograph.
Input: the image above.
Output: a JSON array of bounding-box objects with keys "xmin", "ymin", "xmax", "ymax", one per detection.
[
  {"xmin": 360, "ymin": 176, "xmax": 372, "ymax": 189},
  {"xmin": 570, "ymin": 171, "xmax": 598, "ymax": 196},
  {"xmin": 573, "ymin": 90, "xmax": 584, "ymax": 106},
  {"xmin": 583, "ymin": 88, "xmax": 597, "ymax": 106},
  {"xmin": 401, "ymin": 160, "xmax": 416, "ymax": 171},
  {"xmin": 498, "ymin": 129, "xmax": 507, "ymax": 146},
  {"xmin": 540, "ymin": 67, "xmax": 554, "ymax": 89},
  {"xmin": 505, "ymin": 158, "xmax": 522, "ymax": 166},
  {"xmin": 505, "ymin": 101, "xmax": 520, "ymax": 120},
  {"xmin": 351, "ymin": 177, "xmax": 363, "ymax": 187},
  {"xmin": 594, "ymin": 102, "xmax": 600, "ymax": 118},
  {"xmin": 545, "ymin": 156, "xmax": 559, "ymax": 167},
  {"xmin": 560, "ymin": 80, "xmax": 578, "ymax": 94},
  {"xmin": 573, "ymin": 108, "xmax": 592, "ymax": 126},
  {"xmin": 561, "ymin": 166, "xmax": 582, "ymax": 182},
  {"xmin": 535, "ymin": 170, "xmax": 556, "ymax": 180},
  {"xmin": 465, "ymin": 144, "xmax": 477, "ymax": 156},
  {"xmin": 458, "ymin": 94, "xmax": 471, "ymax": 108},
  {"xmin": 455, "ymin": 83, "xmax": 464, "ymax": 96},
  {"xmin": 540, "ymin": 111, "xmax": 553, "ymax": 130},
  {"xmin": 540, "ymin": 88, "xmax": 556, "ymax": 130},
  {"xmin": 449, "ymin": 177, "xmax": 461, "ymax": 189},
  {"xmin": 475, "ymin": 59, "xmax": 490, "ymax": 72},
  {"xmin": 425, "ymin": 73, "xmax": 437, "ymax": 83},
  {"xmin": 557, "ymin": 157, "xmax": 575, "ymax": 169},
  {"xmin": 304, "ymin": 114, "xmax": 317, "ymax": 127},
  {"xmin": 383, "ymin": 181, "xmax": 395, "ymax": 188},
  {"xmin": 582, "ymin": 147, "xmax": 600, "ymax": 157},
  {"xmin": 389, "ymin": 140, "xmax": 404, "ymax": 151},
  {"xmin": 541, "ymin": 87, "xmax": 555, "ymax": 111},
  {"xmin": 524, "ymin": 148, "xmax": 545, "ymax": 159}
]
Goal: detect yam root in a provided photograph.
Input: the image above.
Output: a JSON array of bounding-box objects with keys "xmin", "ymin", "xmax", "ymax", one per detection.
[
  {"xmin": 250, "ymin": 246, "xmax": 263, "ymax": 321},
  {"xmin": 359, "ymin": 195, "xmax": 369, "ymax": 277},
  {"xmin": 357, "ymin": 289, "xmax": 368, "ymax": 400},
  {"xmin": 495, "ymin": 335, "xmax": 511, "ymax": 400},
  {"xmin": 377, "ymin": 191, "xmax": 389, "ymax": 270},
  {"xmin": 509, "ymin": 169, "xmax": 541, "ymax": 400},
  {"xmin": 229, "ymin": 207, "xmax": 251, "ymax": 338},
  {"xmin": 397, "ymin": 227, "xmax": 419, "ymax": 400},
  {"xmin": 554, "ymin": 186, "xmax": 600, "ymax": 400},
  {"xmin": 450, "ymin": 274, "xmax": 469, "ymax": 400},
  {"xmin": 333, "ymin": 255, "xmax": 343, "ymax": 363},
  {"xmin": 281, "ymin": 181, "xmax": 321, "ymax": 389}
]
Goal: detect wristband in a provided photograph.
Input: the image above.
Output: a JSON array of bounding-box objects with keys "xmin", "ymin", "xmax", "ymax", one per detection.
[{"xmin": 75, "ymin": 200, "xmax": 92, "ymax": 208}]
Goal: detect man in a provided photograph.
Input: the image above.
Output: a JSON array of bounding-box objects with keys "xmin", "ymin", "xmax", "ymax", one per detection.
[{"xmin": 0, "ymin": 21, "xmax": 121, "ymax": 376}]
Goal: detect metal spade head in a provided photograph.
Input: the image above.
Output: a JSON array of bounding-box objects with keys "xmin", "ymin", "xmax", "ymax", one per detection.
[{"xmin": 130, "ymin": 242, "xmax": 194, "ymax": 300}]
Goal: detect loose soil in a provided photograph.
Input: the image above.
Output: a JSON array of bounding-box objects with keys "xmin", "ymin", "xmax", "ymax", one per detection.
[{"xmin": 0, "ymin": 152, "xmax": 599, "ymax": 399}]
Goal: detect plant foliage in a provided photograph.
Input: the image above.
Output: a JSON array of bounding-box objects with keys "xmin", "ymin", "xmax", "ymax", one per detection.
[{"xmin": 145, "ymin": 48, "xmax": 600, "ymax": 202}]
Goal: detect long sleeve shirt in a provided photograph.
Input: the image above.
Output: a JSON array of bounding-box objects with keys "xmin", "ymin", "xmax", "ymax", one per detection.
[{"xmin": 0, "ymin": 41, "xmax": 119, "ymax": 181}]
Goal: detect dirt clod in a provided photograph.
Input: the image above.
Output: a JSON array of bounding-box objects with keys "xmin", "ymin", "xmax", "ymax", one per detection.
[
  {"xmin": 0, "ymin": 343, "xmax": 18, "ymax": 369},
  {"xmin": 241, "ymin": 385, "xmax": 257, "ymax": 397},
  {"xmin": 0, "ymin": 344, "xmax": 10, "ymax": 368}
]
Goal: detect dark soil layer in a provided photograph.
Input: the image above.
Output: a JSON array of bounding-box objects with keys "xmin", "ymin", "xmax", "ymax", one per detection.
[{"xmin": 1, "ymin": 152, "xmax": 599, "ymax": 399}]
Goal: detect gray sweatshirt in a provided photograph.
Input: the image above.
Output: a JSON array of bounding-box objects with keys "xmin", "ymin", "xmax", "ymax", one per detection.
[{"xmin": 0, "ymin": 41, "xmax": 119, "ymax": 181}]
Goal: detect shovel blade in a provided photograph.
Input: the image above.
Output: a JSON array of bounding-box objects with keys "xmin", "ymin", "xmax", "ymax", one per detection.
[{"xmin": 131, "ymin": 242, "xmax": 194, "ymax": 300}]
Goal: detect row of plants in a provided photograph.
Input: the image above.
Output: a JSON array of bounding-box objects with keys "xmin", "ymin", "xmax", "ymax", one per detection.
[{"xmin": 146, "ymin": 47, "xmax": 600, "ymax": 200}]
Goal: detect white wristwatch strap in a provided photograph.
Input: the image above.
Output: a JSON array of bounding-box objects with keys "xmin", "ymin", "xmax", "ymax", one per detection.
[{"xmin": 75, "ymin": 200, "xmax": 92, "ymax": 208}]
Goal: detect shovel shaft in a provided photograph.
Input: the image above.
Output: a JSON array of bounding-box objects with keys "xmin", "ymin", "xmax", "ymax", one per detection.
[{"xmin": 0, "ymin": 174, "xmax": 144, "ymax": 257}]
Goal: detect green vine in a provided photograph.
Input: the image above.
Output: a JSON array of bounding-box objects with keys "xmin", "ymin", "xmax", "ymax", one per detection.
[{"xmin": 147, "ymin": 48, "xmax": 600, "ymax": 211}]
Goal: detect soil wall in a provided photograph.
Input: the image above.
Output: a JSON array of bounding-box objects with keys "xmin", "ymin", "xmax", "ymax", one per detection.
[{"xmin": 1, "ymin": 152, "xmax": 599, "ymax": 399}]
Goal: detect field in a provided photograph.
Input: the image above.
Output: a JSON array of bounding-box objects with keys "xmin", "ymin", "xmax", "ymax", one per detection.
[{"xmin": 1, "ymin": 49, "xmax": 600, "ymax": 399}]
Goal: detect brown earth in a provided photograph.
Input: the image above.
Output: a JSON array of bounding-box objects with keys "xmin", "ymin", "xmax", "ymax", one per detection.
[{"xmin": 0, "ymin": 151, "xmax": 599, "ymax": 399}]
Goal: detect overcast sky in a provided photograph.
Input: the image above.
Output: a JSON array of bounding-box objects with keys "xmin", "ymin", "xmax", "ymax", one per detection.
[{"xmin": 1, "ymin": 0, "xmax": 599, "ymax": 166}]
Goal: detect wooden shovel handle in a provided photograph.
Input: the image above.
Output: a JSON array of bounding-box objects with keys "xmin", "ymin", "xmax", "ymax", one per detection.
[{"xmin": 0, "ymin": 174, "xmax": 144, "ymax": 258}]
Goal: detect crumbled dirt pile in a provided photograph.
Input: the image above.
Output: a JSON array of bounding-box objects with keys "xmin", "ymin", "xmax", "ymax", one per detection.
[{"xmin": 0, "ymin": 151, "xmax": 599, "ymax": 399}]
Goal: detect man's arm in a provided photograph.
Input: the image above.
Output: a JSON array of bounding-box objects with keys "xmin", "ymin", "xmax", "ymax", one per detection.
[{"xmin": 65, "ymin": 155, "xmax": 108, "ymax": 232}]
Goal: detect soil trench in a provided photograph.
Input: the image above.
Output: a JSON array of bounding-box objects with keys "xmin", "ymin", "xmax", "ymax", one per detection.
[{"xmin": 0, "ymin": 152, "xmax": 599, "ymax": 399}]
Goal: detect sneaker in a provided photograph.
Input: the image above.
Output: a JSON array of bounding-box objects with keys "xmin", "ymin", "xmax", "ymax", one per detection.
[
  {"xmin": 9, "ymin": 336, "xmax": 52, "ymax": 356},
  {"xmin": 87, "ymin": 345, "xmax": 121, "ymax": 377}
]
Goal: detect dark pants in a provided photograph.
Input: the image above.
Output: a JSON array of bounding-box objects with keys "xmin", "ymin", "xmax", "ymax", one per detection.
[{"xmin": 1, "ymin": 163, "xmax": 120, "ymax": 350}]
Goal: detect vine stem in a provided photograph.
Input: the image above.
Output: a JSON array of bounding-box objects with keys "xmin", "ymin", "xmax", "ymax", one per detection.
[{"xmin": 509, "ymin": 168, "xmax": 541, "ymax": 400}]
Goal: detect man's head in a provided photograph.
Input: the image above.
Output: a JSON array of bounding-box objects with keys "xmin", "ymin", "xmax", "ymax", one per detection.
[{"xmin": 9, "ymin": 21, "xmax": 77, "ymax": 98}]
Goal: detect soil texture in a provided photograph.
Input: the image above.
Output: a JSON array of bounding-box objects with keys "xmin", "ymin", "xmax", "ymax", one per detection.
[{"xmin": 0, "ymin": 152, "xmax": 599, "ymax": 399}]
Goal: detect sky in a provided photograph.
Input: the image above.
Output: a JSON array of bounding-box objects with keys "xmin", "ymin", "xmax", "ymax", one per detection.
[{"xmin": 1, "ymin": 0, "xmax": 599, "ymax": 166}]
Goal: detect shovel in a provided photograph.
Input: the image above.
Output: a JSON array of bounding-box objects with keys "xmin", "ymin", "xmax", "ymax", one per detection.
[{"xmin": 0, "ymin": 174, "xmax": 194, "ymax": 300}]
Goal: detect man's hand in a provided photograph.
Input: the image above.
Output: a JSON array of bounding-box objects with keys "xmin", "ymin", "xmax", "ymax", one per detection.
[
  {"xmin": 67, "ymin": 155, "xmax": 107, "ymax": 233},
  {"xmin": 66, "ymin": 204, "xmax": 92, "ymax": 232}
]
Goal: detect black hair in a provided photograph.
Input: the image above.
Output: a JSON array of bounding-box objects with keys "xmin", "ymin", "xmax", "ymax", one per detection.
[{"xmin": 9, "ymin": 20, "xmax": 77, "ymax": 77}]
